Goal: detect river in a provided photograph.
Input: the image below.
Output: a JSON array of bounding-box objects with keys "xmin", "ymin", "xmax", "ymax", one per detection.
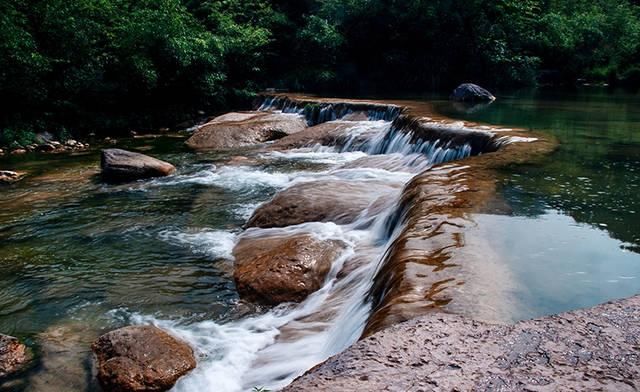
[{"xmin": 1, "ymin": 89, "xmax": 639, "ymax": 391}]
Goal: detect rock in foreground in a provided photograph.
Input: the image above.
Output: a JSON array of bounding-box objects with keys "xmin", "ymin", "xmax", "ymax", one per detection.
[
  {"xmin": 450, "ymin": 83, "xmax": 496, "ymax": 102},
  {"xmin": 285, "ymin": 295, "xmax": 640, "ymax": 391},
  {"xmin": 233, "ymin": 233, "xmax": 346, "ymax": 304},
  {"xmin": 0, "ymin": 334, "xmax": 31, "ymax": 378},
  {"xmin": 101, "ymin": 149, "xmax": 176, "ymax": 181},
  {"xmin": 92, "ymin": 325, "xmax": 196, "ymax": 392},
  {"xmin": 185, "ymin": 112, "xmax": 307, "ymax": 150}
]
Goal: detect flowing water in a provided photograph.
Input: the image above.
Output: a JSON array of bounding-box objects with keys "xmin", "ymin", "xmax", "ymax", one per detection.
[{"xmin": 1, "ymin": 89, "xmax": 639, "ymax": 391}]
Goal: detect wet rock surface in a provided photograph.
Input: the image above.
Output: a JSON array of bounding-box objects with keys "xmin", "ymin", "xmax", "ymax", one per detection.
[
  {"xmin": 0, "ymin": 334, "xmax": 31, "ymax": 379},
  {"xmin": 0, "ymin": 171, "xmax": 25, "ymax": 185},
  {"xmin": 285, "ymin": 295, "xmax": 640, "ymax": 391},
  {"xmin": 246, "ymin": 180, "xmax": 398, "ymax": 229},
  {"xmin": 233, "ymin": 233, "xmax": 346, "ymax": 304},
  {"xmin": 269, "ymin": 121, "xmax": 359, "ymax": 150},
  {"xmin": 450, "ymin": 83, "xmax": 496, "ymax": 102},
  {"xmin": 101, "ymin": 148, "xmax": 176, "ymax": 181},
  {"xmin": 92, "ymin": 325, "xmax": 196, "ymax": 392},
  {"xmin": 185, "ymin": 111, "xmax": 307, "ymax": 150}
]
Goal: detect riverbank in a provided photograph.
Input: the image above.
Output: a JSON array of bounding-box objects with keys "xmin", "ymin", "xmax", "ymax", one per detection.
[{"xmin": 285, "ymin": 294, "xmax": 640, "ymax": 391}]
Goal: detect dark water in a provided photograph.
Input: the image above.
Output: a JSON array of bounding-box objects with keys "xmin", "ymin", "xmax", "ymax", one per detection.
[{"xmin": 434, "ymin": 88, "xmax": 640, "ymax": 319}]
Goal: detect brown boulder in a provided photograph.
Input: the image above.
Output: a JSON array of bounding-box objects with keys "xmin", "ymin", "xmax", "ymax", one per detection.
[
  {"xmin": 92, "ymin": 325, "xmax": 196, "ymax": 392},
  {"xmin": 0, "ymin": 170, "xmax": 25, "ymax": 185},
  {"xmin": 269, "ymin": 121, "xmax": 357, "ymax": 150},
  {"xmin": 101, "ymin": 149, "xmax": 176, "ymax": 181},
  {"xmin": 0, "ymin": 334, "xmax": 31, "ymax": 378},
  {"xmin": 246, "ymin": 180, "xmax": 399, "ymax": 229},
  {"xmin": 233, "ymin": 233, "xmax": 346, "ymax": 304},
  {"xmin": 185, "ymin": 112, "xmax": 307, "ymax": 150}
]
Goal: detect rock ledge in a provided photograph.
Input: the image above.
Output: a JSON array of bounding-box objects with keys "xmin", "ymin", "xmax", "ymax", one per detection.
[{"xmin": 285, "ymin": 295, "xmax": 640, "ymax": 391}]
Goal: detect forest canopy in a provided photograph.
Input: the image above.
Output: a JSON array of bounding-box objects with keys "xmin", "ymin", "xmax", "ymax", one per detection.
[{"xmin": 1, "ymin": 0, "xmax": 640, "ymax": 144}]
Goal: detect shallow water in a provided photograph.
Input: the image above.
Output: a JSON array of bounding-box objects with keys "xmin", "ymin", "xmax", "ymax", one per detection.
[
  {"xmin": 1, "ymin": 90, "xmax": 639, "ymax": 390},
  {"xmin": 434, "ymin": 87, "xmax": 640, "ymax": 318},
  {"xmin": 0, "ymin": 115, "xmax": 470, "ymax": 391}
]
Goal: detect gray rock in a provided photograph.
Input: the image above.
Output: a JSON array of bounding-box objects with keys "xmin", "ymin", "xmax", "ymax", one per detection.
[
  {"xmin": 101, "ymin": 149, "xmax": 176, "ymax": 181},
  {"xmin": 450, "ymin": 83, "xmax": 496, "ymax": 102},
  {"xmin": 285, "ymin": 295, "xmax": 640, "ymax": 391}
]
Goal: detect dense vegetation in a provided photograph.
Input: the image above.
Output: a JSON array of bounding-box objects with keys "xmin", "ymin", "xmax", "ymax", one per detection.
[{"xmin": 1, "ymin": 0, "xmax": 640, "ymax": 146}]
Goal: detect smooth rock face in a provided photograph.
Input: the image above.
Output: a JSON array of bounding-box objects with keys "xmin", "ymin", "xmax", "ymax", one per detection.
[
  {"xmin": 0, "ymin": 171, "xmax": 25, "ymax": 185},
  {"xmin": 0, "ymin": 334, "xmax": 31, "ymax": 378},
  {"xmin": 101, "ymin": 149, "xmax": 176, "ymax": 181},
  {"xmin": 285, "ymin": 295, "xmax": 640, "ymax": 391},
  {"xmin": 246, "ymin": 180, "xmax": 398, "ymax": 229},
  {"xmin": 233, "ymin": 234, "xmax": 346, "ymax": 304},
  {"xmin": 185, "ymin": 112, "xmax": 307, "ymax": 150},
  {"xmin": 92, "ymin": 325, "xmax": 196, "ymax": 392},
  {"xmin": 450, "ymin": 83, "xmax": 496, "ymax": 102}
]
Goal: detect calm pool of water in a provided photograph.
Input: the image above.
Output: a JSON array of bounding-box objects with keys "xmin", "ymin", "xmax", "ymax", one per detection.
[{"xmin": 435, "ymin": 87, "xmax": 640, "ymax": 318}]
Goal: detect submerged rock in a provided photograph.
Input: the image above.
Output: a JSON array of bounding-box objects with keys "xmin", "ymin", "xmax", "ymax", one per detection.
[
  {"xmin": 233, "ymin": 233, "xmax": 346, "ymax": 304},
  {"xmin": 185, "ymin": 112, "xmax": 307, "ymax": 150},
  {"xmin": 450, "ymin": 83, "xmax": 496, "ymax": 102},
  {"xmin": 246, "ymin": 180, "xmax": 398, "ymax": 229},
  {"xmin": 92, "ymin": 325, "xmax": 196, "ymax": 392},
  {"xmin": 26, "ymin": 322, "xmax": 101, "ymax": 391},
  {"xmin": 0, "ymin": 170, "xmax": 25, "ymax": 185},
  {"xmin": 101, "ymin": 148, "xmax": 176, "ymax": 181},
  {"xmin": 0, "ymin": 334, "xmax": 31, "ymax": 378}
]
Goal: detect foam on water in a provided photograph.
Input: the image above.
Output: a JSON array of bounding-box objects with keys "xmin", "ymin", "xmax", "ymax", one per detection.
[
  {"xmin": 159, "ymin": 229, "xmax": 237, "ymax": 260},
  {"xmin": 264, "ymin": 149, "xmax": 368, "ymax": 165},
  {"xmin": 121, "ymin": 110, "xmax": 487, "ymax": 391},
  {"xmin": 150, "ymin": 166, "xmax": 300, "ymax": 191}
]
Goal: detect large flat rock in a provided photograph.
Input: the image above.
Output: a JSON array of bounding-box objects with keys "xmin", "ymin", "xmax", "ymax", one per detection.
[
  {"xmin": 185, "ymin": 112, "xmax": 307, "ymax": 150},
  {"xmin": 246, "ymin": 180, "xmax": 399, "ymax": 229},
  {"xmin": 285, "ymin": 295, "xmax": 640, "ymax": 391},
  {"xmin": 101, "ymin": 149, "xmax": 176, "ymax": 181}
]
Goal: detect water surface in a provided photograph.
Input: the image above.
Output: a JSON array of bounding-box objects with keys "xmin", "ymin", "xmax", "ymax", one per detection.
[
  {"xmin": 1, "ymin": 90, "xmax": 639, "ymax": 390},
  {"xmin": 435, "ymin": 88, "xmax": 640, "ymax": 318}
]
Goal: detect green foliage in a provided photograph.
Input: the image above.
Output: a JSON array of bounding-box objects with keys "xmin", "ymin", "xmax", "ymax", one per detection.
[
  {"xmin": 0, "ymin": 129, "xmax": 36, "ymax": 148},
  {"xmin": 1, "ymin": 0, "xmax": 640, "ymax": 146}
]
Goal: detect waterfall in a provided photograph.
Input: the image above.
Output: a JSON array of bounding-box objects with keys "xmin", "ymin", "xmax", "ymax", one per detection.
[
  {"xmin": 255, "ymin": 95, "xmax": 403, "ymax": 125},
  {"xmin": 131, "ymin": 96, "xmax": 507, "ymax": 392}
]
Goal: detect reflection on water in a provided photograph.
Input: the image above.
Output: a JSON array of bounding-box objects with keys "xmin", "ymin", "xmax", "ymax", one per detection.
[
  {"xmin": 435, "ymin": 87, "xmax": 640, "ymax": 318},
  {"xmin": 471, "ymin": 211, "xmax": 640, "ymax": 320},
  {"xmin": 434, "ymin": 88, "xmax": 640, "ymax": 251}
]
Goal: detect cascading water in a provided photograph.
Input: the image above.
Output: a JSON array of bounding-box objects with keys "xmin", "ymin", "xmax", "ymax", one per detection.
[{"xmin": 121, "ymin": 99, "xmax": 502, "ymax": 391}]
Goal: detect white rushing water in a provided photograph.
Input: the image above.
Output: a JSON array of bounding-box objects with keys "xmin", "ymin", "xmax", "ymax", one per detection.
[{"xmin": 118, "ymin": 115, "xmax": 482, "ymax": 391}]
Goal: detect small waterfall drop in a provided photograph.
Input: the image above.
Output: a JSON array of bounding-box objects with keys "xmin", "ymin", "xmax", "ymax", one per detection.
[{"xmin": 125, "ymin": 97, "xmax": 504, "ymax": 392}]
